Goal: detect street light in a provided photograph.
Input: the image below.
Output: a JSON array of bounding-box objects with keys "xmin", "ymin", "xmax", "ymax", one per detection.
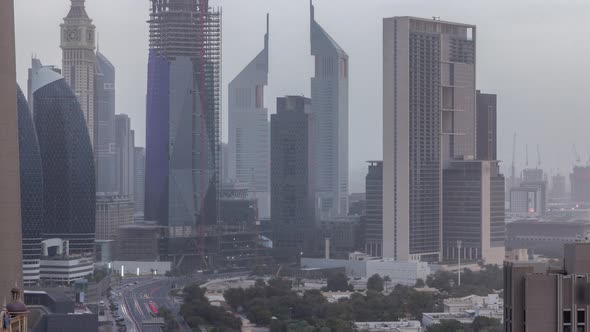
[{"xmin": 457, "ymin": 240, "xmax": 462, "ymax": 287}]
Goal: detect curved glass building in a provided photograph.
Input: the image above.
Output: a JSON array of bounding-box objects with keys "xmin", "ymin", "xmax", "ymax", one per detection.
[
  {"xmin": 29, "ymin": 58, "xmax": 96, "ymax": 255},
  {"xmin": 17, "ymin": 85, "xmax": 43, "ymax": 285}
]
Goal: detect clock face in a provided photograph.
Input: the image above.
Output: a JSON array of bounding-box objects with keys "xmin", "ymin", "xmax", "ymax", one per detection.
[{"xmin": 65, "ymin": 29, "xmax": 80, "ymax": 42}]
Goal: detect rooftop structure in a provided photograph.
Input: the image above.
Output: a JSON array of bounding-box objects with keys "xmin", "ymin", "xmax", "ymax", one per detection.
[{"xmin": 354, "ymin": 321, "xmax": 422, "ymax": 332}]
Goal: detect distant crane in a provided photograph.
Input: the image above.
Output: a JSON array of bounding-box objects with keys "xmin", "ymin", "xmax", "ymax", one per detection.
[{"xmin": 573, "ymin": 144, "xmax": 581, "ymax": 166}]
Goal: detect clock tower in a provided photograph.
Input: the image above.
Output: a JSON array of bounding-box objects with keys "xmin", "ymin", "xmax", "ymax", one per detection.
[{"xmin": 60, "ymin": 0, "xmax": 96, "ymax": 147}]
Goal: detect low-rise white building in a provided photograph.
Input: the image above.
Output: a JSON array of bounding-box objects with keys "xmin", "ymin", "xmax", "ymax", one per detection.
[
  {"xmin": 300, "ymin": 257, "xmax": 430, "ymax": 286},
  {"xmin": 422, "ymin": 294, "xmax": 503, "ymax": 327},
  {"xmin": 354, "ymin": 320, "xmax": 422, "ymax": 332}
]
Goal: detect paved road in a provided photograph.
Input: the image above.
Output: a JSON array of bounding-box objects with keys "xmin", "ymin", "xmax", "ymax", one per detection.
[{"xmin": 115, "ymin": 277, "xmax": 193, "ymax": 332}]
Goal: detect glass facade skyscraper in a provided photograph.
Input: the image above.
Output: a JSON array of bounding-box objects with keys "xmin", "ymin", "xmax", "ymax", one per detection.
[
  {"xmin": 29, "ymin": 58, "xmax": 96, "ymax": 255},
  {"xmin": 145, "ymin": 0, "xmax": 221, "ymax": 268},
  {"xmin": 17, "ymin": 85, "xmax": 43, "ymax": 285}
]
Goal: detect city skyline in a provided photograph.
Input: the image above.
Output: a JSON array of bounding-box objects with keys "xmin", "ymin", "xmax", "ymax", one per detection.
[{"xmin": 13, "ymin": 0, "xmax": 590, "ymax": 192}]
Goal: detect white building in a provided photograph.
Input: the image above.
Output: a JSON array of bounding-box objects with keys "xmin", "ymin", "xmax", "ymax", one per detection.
[
  {"xmin": 228, "ymin": 15, "xmax": 270, "ymax": 218},
  {"xmin": 301, "ymin": 257, "xmax": 430, "ymax": 286},
  {"xmin": 354, "ymin": 321, "xmax": 422, "ymax": 332},
  {"xmin": 383, "ymin": 17, "xmax": 476, "ymax": 262},
  {"xmin": 422, "ymin": 294, "xmax": 503, "ymax": 327},
  {"xmin": 40, "ymin": 238, "xmax": 94, "ymax": 284}
]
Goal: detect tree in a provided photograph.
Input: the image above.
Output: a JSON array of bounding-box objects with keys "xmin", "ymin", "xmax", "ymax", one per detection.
[
  {"xmin": 367, "ymin": 274, "xmax": 384, "ymax": 292},
  {"xmin": 428, "ymin": 319, "xmax": 467, "ymax": 332},
  {"xmin": 415, "ymin": 278, "xmax": 425, "ymax": 288},
  {"xmin": 326, "ymin": 272, "xmax": 350, "ymax": 292},
  {"xmin": 247, "ymin": 306, "xmax": 272, "ymax": 326},
  {"xmin": 471, "ymin": 316, "xmax": 502, "ymax": 332},
  {"xmin": 223, "ymin": 288, "xmax": 245, "ymax": 311}
]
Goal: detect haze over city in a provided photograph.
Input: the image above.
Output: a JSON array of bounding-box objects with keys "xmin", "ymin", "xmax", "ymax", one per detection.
[
  {"xmin": 15, "ymin": 0, "xmax": 590, "ymax": 191},
  {"xmin": 5, "ymin": 0, "xmax": 590, "ymax": 331}
]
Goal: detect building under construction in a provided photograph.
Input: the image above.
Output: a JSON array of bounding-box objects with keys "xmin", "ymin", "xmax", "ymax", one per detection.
[{"xmin": 145, "ymin": 0, "xmax": 224, "ymax": 270}]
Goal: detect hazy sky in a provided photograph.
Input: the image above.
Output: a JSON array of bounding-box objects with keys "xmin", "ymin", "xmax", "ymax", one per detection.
[{"xmin": 14, "ymin": 0, "xmax": 590, "ymax": 192}]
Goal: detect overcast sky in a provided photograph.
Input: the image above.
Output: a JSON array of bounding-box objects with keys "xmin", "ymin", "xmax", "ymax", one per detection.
[{"xmin": 14, "ymin": 0, "xmax": 590, "ymax": 192}]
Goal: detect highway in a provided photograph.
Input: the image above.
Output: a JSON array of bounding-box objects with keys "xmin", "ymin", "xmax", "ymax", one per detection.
[{"xmin": 113, "ymin": 277, "xmax": 190, "ymax": 332}]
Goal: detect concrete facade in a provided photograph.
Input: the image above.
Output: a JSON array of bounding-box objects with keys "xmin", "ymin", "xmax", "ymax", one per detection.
[
  {"xmin": 0, "ymin": 0, "xmax": 24, "ymax": 298},
  {"xmin": 505, "ymin": 243, "xmax": 590, "ymax": 332},
  {"xmin": 228, "ymin": 15, "xmax": 270, "ymax": 218},
  {"xmin": 310, "ymin": 1, "xmax": 349, "ymax": 219},
  {"xmin": 476, "ymin": 91, "xmax": 497, "ymax": 161},
  {"xmin": 133, "ymin": 147, "xmax": 145, "ymax": 214},
  {"xmin": 442, "ymin": 160, "xmax": 505, "ymax": 265},
  {"xmin": 363, "ymin": 161, "xmax": 383, "ymax": 257},
  {"xmin": 95, "ymin": 194, "xmax": 134, "ymax": 241},
  {"xmin": 61, "ymin": 0, "xmax": 96, "ymax": 147},
  {"xmin": 383, "ymin": 17, "xmax": 476, "ymax": 262},
  {"xmin": 115, "ymin": 114, "xmax": 134, "ymax": 198}
]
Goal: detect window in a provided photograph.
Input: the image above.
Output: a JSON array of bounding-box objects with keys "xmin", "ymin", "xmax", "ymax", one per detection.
[
  {"xmin": 564, "ymin": 310, "xmax": 572, "ymax": 324},
  {"xmin": 578, "ymin": 310, "xmax": 585, "ymax": 324}
]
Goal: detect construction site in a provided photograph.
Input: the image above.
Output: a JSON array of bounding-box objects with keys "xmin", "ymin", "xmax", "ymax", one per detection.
[{"xmin": 145, "ymin": 0, "xmax": 272, "ymax": 272}]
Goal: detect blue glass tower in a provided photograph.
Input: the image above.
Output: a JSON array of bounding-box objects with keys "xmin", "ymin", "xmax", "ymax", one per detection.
[
  {"xmin": 29, "ymin": 58, "xmax": 96, "ymax": 255},
  {"xmin": 16, "ymin": 85, "xmax": 43, "ymax": 286}
]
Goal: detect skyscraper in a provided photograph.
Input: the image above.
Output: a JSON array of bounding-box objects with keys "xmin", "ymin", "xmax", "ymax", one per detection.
[
  {"xmin": 0, "ymin": 0, "xmax": 24, "ymax": 297},
  {"xmin": 29, "ymin": 58, "xmax": 96, "ymax": 255},
  {"xmin": 134, "ymin": 147, "xmax": 145, "ymax": 214},
  {"xmin": 476, "ymin": 91, "xmax": 497, "ymax": 161},
  {"xmin": 363, "ymin": 161, "xmax": 383, "ymax": 257},
  {"xmin": 228, "ymin": 15, "xmax": 270, "ymax": 219},
  {"xmin": 17, "ymin": 86, "xmax": 43, "ymax": 286},
  {"xmin": 383, "ymin": 17, "xmax": 476, "ymax": 261},
  {"xmin": 310, "ymin": 1, "xmax": 349, "ymax": 219},
  {"xmin": 95, "ymin": 50, "xmax": 117, "ymax": 193},
  {"xmin": 61, "ymin": 0, "xmax": 96, "ymax": 147},
  {"xmin": 145, "ymin": 0, "xmax": 221, "ymax": 268},
  {"xmin": 271, "ymin": 96, "xmax": 315, "ymax": 261},
  {"xmin": 115, "ymin": 114, "xmax": 134, "ymax": 197}
]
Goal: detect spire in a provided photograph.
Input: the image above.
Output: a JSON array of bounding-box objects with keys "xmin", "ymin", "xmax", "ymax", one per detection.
[
  {"xmin": 310, "ymin": 0, "xmax": 315, "ymax": 21},
  {"xmin": 264, "ymin": 14, "xmax": 269, "ymax": 49},
  {"xmin": 66, "ymin": 0, "xmax": 89, "ymax": 19}
]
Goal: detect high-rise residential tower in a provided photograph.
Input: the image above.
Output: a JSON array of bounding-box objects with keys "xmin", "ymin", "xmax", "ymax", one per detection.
[
  {"xmin": 145, "ymin": 0, "xmax": 221, "ymax": 268},
  {"xmin": 228, "ymin": 15, "xmax": 270, "ymax": 218},
  {"xmin": 310, "ymin": 1, "xmax": 349, "ymax": 219},
  {"xmin": 95, "ymin": 51, "xmax": 117, "ymax": 193},
  {"xmin": 271, "ymin": 96, "xmax": 315, "ymax": 261},
  {"xmin": 17, "ymin": 86, "xmax": 43, "ymax": 286},
  {"xmin": 383, "ymin": 17, "xmax": 476, "ymax": 261},
  {"xmin": 0, "ymin": 0, "xmax": 24, "ymax": 297},
  {"xmin": 115, "ymin": 114, "xmax": 135, "ymax": 197},
  {"xmin": 29, "ymin": 58, "xmax": 96, "ymax": 255},
  {"xmin": 134, "ymin": 147, "xmax": 145, "ymax": 214},
  {"xmin": 61, "ymin": 0, "xmax": 96, "ymax": 147}
]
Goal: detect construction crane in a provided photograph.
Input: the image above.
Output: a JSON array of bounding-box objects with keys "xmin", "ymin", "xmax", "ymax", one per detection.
[
  {"xmin": 511, "ymin": 133, "xmax": 516, "ymax": 188},
  {"xmin": 573, "ymin": 144, "xmax": 581, "ymax": 166}
]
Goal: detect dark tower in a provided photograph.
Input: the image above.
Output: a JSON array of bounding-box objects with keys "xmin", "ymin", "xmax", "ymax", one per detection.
[
  {"xmin": 29, "ymin": 59, "xmax": 96, "ymax": 255},
  {"xmin": 17, "ymin": 85, "xmax": 43, "ymax": 286}
]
